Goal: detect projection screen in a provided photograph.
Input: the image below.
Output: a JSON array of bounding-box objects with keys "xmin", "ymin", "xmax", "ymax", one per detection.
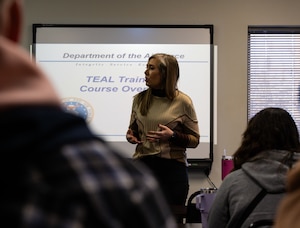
[{"xmin": 32, "ymin": 24, "xmax": 214, "ymax": 169}]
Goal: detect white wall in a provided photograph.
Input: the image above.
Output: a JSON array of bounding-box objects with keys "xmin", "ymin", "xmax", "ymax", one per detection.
[{"xmin": 22, "ymin": 0, "xmax": 300, "ymax": 196}]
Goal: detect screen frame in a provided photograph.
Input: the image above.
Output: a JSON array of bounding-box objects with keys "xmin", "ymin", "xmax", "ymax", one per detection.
[{"xmin": 32, "ymin": 24, "xmax": 214, "ymax": 173}]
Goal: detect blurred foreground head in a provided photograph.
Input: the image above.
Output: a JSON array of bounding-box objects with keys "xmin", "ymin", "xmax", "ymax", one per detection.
[{"xmin": 0, "ymin": 0, "xmax": 23, "ymax": 43}]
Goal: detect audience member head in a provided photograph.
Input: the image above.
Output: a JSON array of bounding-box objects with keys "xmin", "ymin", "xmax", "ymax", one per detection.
[
  {"xmin": 233, "ymin": 107, "xmax": 300, "ymax": 170},
  {"xmin": 0, "ymin": 0, "xmax": 22, "ymax": 42}
]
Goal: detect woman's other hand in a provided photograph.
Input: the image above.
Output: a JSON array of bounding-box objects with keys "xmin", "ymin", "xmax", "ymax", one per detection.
[{"xmin": 126, "ymin": 128, "xmax": 142, "ymax": 144}]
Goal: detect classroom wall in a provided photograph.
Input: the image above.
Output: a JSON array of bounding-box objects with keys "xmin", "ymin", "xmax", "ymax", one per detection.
[{"xmin": 22, "ymin": 0, "xmax": 300, "ymax": 195}]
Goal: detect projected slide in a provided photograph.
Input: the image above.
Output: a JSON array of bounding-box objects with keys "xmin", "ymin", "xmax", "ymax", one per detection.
[{"xmin": 36, "ymin": 43, "xmax": 210, "ymax": 139}]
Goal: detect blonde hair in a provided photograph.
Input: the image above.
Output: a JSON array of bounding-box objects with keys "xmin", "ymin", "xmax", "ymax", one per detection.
[{"xmin": 137, "ymin": 53, "xmax": 179, "ymax": 115}]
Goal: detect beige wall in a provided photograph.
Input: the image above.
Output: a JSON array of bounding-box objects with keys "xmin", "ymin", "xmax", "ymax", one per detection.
[{"xmin": 22, "ymin": 0, "xmax": 300, "ymax": 195}]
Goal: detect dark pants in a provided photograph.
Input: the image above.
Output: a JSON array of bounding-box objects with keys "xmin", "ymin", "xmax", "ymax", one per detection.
[{"xmin": 138, "ymin": 155, "xmax": 189, "ymax": 206}]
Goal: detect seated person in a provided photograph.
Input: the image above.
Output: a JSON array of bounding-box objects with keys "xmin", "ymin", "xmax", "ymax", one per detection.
[{"xmin": 208, "ymin": 107, "xmax": 300, "ymax": 228}]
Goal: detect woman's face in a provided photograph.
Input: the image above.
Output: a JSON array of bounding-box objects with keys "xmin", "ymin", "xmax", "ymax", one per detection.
[{"xmin": 145, "ymin": 58, "xmax": 163, "ymax": 89}]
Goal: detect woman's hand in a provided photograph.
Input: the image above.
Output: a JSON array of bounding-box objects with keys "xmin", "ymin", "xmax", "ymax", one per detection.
[
  {"xmin": 147, "ymin": 124, "xmax": 173, "ymax": 142},
  {"xmin": 126, "ymin": 128, "xmax": 142, "ymax": 144}
]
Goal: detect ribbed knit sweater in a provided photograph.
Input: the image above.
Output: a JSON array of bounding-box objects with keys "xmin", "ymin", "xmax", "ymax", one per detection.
[{"xmin": 129, "ymin": 90, "xmax": 200, "ymax": 164}]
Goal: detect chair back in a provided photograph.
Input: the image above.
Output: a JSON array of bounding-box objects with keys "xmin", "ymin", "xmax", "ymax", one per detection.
[{"xmin": 186, "ymin": 190, "xmax": 202, "ymax": 223}]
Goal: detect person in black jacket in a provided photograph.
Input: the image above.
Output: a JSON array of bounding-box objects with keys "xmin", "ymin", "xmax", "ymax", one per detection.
[{"xmin": 0, "ymin": 0, "xmax": 176, "ymax": 227}]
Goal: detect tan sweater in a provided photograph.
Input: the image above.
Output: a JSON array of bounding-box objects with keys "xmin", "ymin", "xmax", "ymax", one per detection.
[{"xmin": 129, "ymin": 90, "xmax": 200, "ymax": 164}]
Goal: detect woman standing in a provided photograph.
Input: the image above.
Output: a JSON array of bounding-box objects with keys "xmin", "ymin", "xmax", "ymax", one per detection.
[{"xmin": 126, "ymin": 53, "xmax": 200, "ymax": 207}]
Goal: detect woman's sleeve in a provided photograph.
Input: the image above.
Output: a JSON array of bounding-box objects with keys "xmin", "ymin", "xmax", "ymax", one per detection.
[{"xmin": 128, "ymin": 99, "xmax": 139, "ymax": 139}]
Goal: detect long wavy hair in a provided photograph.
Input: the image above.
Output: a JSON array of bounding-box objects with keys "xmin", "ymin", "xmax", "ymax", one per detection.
[
  {"xmin": 233, "ymin": 107, "xmax": 300, "ymax": 170},
  {"xmin": 137, "ymin": 53, "xmax": 179, "ymax": 116}
]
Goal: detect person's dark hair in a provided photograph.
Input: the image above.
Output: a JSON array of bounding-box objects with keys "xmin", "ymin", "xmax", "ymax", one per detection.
[{"xmin": 233, "ymin": 107, "xmax": 300, "ymax": 170}]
